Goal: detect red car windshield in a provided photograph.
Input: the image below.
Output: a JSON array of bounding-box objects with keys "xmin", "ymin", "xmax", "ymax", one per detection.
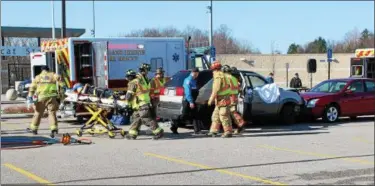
[{"xmin": 310, "ymin": 81, "xmax": 348, "ymax": 93}]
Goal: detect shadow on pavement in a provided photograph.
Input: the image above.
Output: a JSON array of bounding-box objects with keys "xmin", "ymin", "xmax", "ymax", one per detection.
[
  {"xmin": 296, "ymin": 167, "xmax": 374, "ymax": 185},
  {"xmin": 53, "ymin": 153, "xmax": 374, "ymax": 184}
]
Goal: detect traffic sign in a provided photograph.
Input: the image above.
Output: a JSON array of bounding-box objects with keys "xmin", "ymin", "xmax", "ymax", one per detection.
[
  {"xmin": 210, "ymin": 46, "xmax": 216, "ymax": 62},
  {"xmin": 327, "ymin": 48, "xmax": 333, "ymax": 62}
]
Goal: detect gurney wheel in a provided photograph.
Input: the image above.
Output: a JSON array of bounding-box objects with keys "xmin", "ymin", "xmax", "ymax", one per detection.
[
  {"xmin": 108, "ymin": 131, "xmax": 116, "ymax": 139},
  {"xmin": 76, "ymin": 130, "xmax": 83, "ymax": 137},
  {"xmin": 120, "ymin": 130, "xmax": 126, "ymax": 137}
]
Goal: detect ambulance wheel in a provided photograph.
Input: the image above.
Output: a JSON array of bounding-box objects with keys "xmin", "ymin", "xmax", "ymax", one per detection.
[
  {"xmin": 76, "ymin": 130, "xmax": 83, "ymax": 137},
  {"xmin": 120, "ymin": 130, "xmax": 126, "ymax": 137},
  {"xmin": 108, "ymin": 131, "xmax": 116, "ymax": 138}
]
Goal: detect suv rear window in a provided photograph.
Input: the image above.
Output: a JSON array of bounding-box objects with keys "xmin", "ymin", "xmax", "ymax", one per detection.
[
  {"xmin": 164, "ymin": 70, "xmax": 213, "ymax": 88},
  {"xmin": 196, "ymin": 71, "xmax": 213, "ymax": 88},
  {"xmin": 164, "ymin": 71, "xmax": 190, "ymax": 87}
]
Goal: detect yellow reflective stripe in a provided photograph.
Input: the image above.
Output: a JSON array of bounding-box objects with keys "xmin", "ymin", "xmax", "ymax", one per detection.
[
  {"xmin": 152, "ymin": 127, "xmax": 162, "ymax": 135},
  {"xmin": 129, "ymin": 130, "xmax": 138, "ymax": 136}
]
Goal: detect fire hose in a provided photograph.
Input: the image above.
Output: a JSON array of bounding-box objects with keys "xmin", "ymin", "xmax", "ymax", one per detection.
[{"xmin": 1, "ymin": 133, "xmax": 92, "ymax": 150}]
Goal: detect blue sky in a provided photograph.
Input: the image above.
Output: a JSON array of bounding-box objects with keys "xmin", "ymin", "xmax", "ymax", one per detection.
[{"xmin": 1, "ymin": 1, "xmax": 374, "ymax": 54}]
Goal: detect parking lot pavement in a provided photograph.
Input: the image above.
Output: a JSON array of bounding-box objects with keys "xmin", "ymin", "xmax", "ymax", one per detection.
[{"xmin": 1, "ymin": 116, "xmax": 374, "ymax": 185}]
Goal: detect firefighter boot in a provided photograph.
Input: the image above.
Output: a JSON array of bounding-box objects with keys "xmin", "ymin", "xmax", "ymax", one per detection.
[
  {"xmin": 126, "ymin": 130, "xmax": 138, "ymax": 140},
  {"xmin": 50, "ymin": 129, "xmax": 59, "ymax": 138},
  {"xmin": 27, "ymin": 124, "xmax": 38, "ymax": 135},
  {"xmin": 50, "ymin": 125, "xmax": 59, "ymax": 138},
  {"xmin": 26, "ymin": 128, "xmax": 38, "ymax": 135},
  {"xmin": 234, "ymin": 126, "xmax": 244, "ymax": 135},
  {"xmin": 207, "ymin": 132, "xmax": 218, "ymax": 137},
  {"xmin": 152, "ymin": 128, "xmax": 164, "ymax": 140},
  {"xmin": 221, "ymin": 133, "xmax": 233, "ymax": 138},
  {"xmin": 125, "ymin": 134, "xmax": 137, "ymax": 140}
]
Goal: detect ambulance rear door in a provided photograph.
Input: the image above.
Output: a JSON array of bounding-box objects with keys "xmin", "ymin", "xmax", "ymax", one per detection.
[
  {"xmin": 92, "ymin": 41, "xmax": 109, "ymax": 88},
  {"xmin": 30, "ymin": 52, "xmax": 55, "ymax": 81}
]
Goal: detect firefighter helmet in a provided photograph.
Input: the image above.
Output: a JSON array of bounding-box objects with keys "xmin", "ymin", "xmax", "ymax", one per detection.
[
  {"xmin": 139, "ymin": 63, "xmax": 151, "ymax": 72},
  {"xmin": 222, "ymin": 65, "xmax": 232, "ymax": 73},
  {"xmin": 231, "ymin": 67, "xmax": 239, "ymax": 75},
  {"xmin": 126, "ymin": 69, "xmax": 137, "ymax": 77},
  {"xmin": 156, "ymin": 67, "xmax": 165, "ymax": 74},
  {"xmin": 210, "ymin": 61, "xmax": 222, "ymax": 70}
]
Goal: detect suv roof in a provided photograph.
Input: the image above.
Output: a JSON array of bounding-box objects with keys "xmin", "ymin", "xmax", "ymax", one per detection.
[
  {"xmin": 164, "ymin": 70, "xmax": 213, "ymax": 88},
  {"xmin": 164, "ymin": 69, "xmax": 267, "ymax": 87}
]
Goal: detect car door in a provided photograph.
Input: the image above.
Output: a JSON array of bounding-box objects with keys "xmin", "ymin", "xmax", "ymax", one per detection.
[
  {"xmin": 364, "ymin": 80, "xmax": 375, "ymax": 114},
  {"xmin": 340, "ymin": 80, "xmax": 366, "ymax": 116}
]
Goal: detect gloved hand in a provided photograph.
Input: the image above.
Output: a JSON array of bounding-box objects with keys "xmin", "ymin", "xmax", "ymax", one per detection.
[{"xmin": 26, "ymin": 96, "xmax": 33, "ymax": 109}]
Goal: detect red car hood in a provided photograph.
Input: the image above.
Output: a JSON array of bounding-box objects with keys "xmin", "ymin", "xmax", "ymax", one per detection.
[{"xmin": 300, "ymin": 92, "xmax": 333, "ymax": 101}]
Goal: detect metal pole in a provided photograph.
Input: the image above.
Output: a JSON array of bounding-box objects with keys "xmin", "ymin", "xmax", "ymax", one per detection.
[
  {"xmin": 328, "ymin": 60, "xmax": 331, "ymax": 80},
  {"xmin": 0, "ymin": 0, "xmax": 3, "ymax": 119},
  {"xmin": 286, "ymin": 67, "xmax": 288, "ymax": 88},
  {"xmin": 310, "ymin": 73, "xmax": 313, "ymax": 89},
  {"xmin": 92, "ymin": 0, "xmax": 95, "ymax": 38},
  {"xmin": 51, "ymin": 0, "xmax": 55, "ymax": 39},
  {"xmin": 61, "ymin": 0, "xmax": 66, "ymax": 38},
  {"xmin": 210, "ymin": 0, "xmax": 213, "ymax": 48}
]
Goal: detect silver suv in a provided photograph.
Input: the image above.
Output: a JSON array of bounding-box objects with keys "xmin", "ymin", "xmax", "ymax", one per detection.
[{"xmin": 157, "ymin": 70, "xmax": 304, "ymax": 128}]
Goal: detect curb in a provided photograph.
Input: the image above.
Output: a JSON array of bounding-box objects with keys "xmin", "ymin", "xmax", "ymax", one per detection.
[{"xmin": 1, "ymin": 113, "xmax": 34, "ymax": 119}]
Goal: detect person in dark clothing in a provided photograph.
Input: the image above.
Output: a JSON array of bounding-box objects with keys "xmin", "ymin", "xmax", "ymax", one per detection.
[
  {"xmin": 170, "ymin": 68, "xmax": 204, "ymax": 135},
  {"xmin": 266, "ymin": 72, "xmax": 274, "ymax": 84},
  {"xmin": 290, "ymin": 73, "xmax": 302, "ymax": 88}
]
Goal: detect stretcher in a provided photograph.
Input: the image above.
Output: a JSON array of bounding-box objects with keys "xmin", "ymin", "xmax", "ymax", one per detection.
[{"xmin": 63, "ymin": 90, "xmax": 129, "ymax": 139}]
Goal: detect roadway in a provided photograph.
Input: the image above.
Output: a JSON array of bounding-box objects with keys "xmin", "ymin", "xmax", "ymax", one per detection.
[{"xmin": 1, "ymin": 116, "xmax": 374, "ymax": 185}]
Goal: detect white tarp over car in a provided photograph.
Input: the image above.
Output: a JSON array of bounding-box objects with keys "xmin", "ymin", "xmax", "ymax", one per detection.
[{"xmin": 253, "ymin": 83, "xmax": 280, "ymax": 104}]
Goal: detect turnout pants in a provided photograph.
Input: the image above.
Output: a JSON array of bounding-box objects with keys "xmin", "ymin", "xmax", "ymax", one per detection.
[
  {"xmin": 230, "ymin": 105, "xmax": 245, "ymax": 128},
  {"xmin": 150, "ymin": 98, "xmax": 159, "ymax": 119},
  {"xmin": 209, "ymin": 105, "xmax": 233, "ymax": 135},
  {"xmin": 128, "ymin": 104, "xmax": 163, "ymax": 137},
  {"xmin": 30, "ymin": 97, "xmax": 58, "ymax": 131}
]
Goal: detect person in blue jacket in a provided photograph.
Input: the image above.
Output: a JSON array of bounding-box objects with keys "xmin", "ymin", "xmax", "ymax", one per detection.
[{"xmin": 170, "ymin": 68, "xmax": 203, "ymax": 135}]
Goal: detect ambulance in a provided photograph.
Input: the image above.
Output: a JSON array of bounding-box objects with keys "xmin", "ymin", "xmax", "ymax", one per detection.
[
  {"xmin": 29, "ymin": 37, "xmax": 189, "ymax": 120},
  {"xmin": 30, "ymin": 37, "xmax": 188, "ymax": 91},
  {"xmin": 350, "ymin": 48, "xmax": 375, "ymax": 79}
]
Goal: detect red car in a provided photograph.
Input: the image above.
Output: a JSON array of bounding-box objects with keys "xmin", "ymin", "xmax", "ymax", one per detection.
[{"xmin": 301, "ymin": 78, "xmax": 375, "ymax": 122}]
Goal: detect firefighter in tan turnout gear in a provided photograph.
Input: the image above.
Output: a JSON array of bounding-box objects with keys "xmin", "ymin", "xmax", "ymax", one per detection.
[
  {"xmin": 222, "ymin": 65, "xmax": 246, "ymax": 134},
  {"xmin": 124, "ymin": 64, "xmax": 164, "ymax": 140},
  {"xmin": 27, "ymin": 66, "xmax": 64, "ymax": 138},
  {"xmin": 150, "ymin": 67, "xmax": 170, "ymax": 119},
  {"xmin": 207, "ymin": 61, "xmax": 233, "ymax": 138}
]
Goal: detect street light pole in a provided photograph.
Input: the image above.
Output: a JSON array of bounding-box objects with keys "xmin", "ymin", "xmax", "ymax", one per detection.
[
  {"xmin": 51, "ymin": 0, "xmax": 56, "ymax": 39},
  {"xmin": 208, "ymin": 0, "xmax": 213, "ymax": 48},
  {"xmin": 92, "ymin": 0, "xmax": 95, "ymax": 38},
  {"xmin": 61, "ymin": 0, "xmax": 66, "ymax": 38}
]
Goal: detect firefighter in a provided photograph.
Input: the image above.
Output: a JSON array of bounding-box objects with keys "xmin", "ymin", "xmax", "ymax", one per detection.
[
  {"xmin": 222, "ymin": 65, "xmax": 246, "ymax": 134},
  {"xmin": 150, "ymin": 67, "xmax": 170, "ymax": 119},
  {"xmin": 27, "ymin": 66, "xmax": 64, "ymax": 138},
  {"xmin": 124, "ymin": 65, "xmax": 164, "ymax": 140},
  {"xmin": 207, "ymin": 61, "xmax": 233, "ymax": 138}
]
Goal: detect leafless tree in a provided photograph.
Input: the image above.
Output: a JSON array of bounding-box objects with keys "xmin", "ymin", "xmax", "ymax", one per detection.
[{"xmin": 118, "ymin": 24, "xmax": 257, "ymax": 54}]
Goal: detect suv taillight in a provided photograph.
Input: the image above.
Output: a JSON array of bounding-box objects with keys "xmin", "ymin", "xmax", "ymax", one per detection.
[
  {"xmin": 162, "ymin": 87, "xmax": 184, "ymax": 96},
  {"xmin": 176, "ymin": 87, "xmax": 184, "ymax": 96}
]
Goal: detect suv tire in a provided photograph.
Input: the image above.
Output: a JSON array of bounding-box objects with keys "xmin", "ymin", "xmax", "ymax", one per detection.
[
  {"xmin": 280, "ymin": 104, "xmax": 296, "ymax": 125},
  {"xmin": 322, "ymin": 104, "xmax": 340, "ymax": 123}
]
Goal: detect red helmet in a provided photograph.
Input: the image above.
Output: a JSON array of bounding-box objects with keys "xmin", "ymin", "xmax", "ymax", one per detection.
[{"xmin": 210, "ymin": 61, "xmax": 222, "ymax": 70}]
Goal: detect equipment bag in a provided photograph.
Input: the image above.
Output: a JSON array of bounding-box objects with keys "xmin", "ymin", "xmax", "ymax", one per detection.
[{"xmin": 110, "ymin": 114, "xmax": 130, "ymax": 125}]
